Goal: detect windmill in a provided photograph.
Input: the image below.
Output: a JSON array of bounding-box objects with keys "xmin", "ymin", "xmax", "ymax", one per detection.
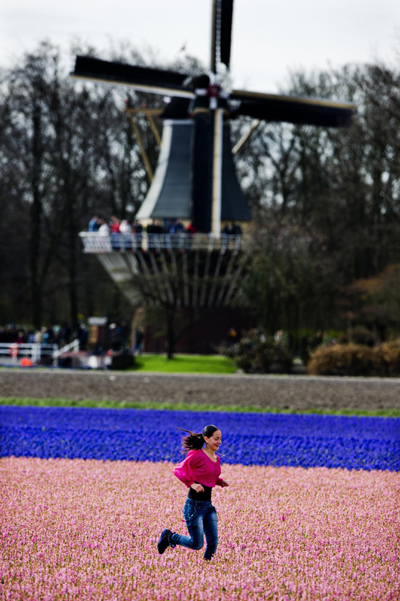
[
  {"xmin": 72, "ymin": 0, "xmax": 356, "ymax": 352},
  {"xmin": 71, "ymin": 0, "xmax": 356, "ymax": 238}
]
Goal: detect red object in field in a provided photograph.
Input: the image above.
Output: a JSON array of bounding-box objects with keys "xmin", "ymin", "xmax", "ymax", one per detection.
[{"xmin": 21, "ymin": 358, "xmax": 33, "ymax": 367}]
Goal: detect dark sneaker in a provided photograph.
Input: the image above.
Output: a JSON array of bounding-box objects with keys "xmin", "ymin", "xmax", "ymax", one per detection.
[{"xmin": 157, "ymin": 529, "xmax": 173, "ymax": 554}]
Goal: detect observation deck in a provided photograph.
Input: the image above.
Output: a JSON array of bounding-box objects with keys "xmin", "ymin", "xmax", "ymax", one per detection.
[{"xmin": 79, "ymin": 231, "xmax": 249, "ymax": 308}]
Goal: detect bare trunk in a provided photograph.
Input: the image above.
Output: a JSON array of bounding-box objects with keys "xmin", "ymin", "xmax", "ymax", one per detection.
[
  {"xmin": 165, "ymin": 307, "xmax": 175, "ymax": 359},
  {"xmin": 68, "ymin": 218, "xmax": 78, "ymax": 334},
  {"xmin": 30, "ymin": 101, "xmax": 43, "ymax": 329}
]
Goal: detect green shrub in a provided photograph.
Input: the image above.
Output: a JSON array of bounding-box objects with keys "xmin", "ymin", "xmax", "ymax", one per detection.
[{"xmin": 219, "ymin": 329, "xmax": 293, "ymax": 374}]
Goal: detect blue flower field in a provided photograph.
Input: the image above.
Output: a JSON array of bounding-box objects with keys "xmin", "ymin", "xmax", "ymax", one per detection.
[{"xmin": 1, "ymin": 405, "xmax": 399, "ymax": 471}]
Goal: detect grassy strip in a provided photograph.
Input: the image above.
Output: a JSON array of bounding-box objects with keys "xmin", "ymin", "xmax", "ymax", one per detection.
[
  {"xmin": 1, "ymin": 397, "xmax": 399, "ymax": 417},
  {"xmin": 130, "ymin": 354, "xmax": 237, "ymax": 374},
  {"xmin": 0, "ymin": 355, "xmax": 237, "ymax": 374}
]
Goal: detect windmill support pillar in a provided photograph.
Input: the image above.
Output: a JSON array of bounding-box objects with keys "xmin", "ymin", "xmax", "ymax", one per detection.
[{"xmin": 211, "ymin": 108, "xmax": 223, "ymax": 238}]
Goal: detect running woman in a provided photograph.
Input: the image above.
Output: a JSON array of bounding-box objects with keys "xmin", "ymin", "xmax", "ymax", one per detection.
[{"xmin": 157, "ymin": 425, "xmax": 229, "ymax": 561}]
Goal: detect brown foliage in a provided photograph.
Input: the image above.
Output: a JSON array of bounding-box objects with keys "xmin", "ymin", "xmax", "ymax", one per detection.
[{"xmin": 308, "ymin": 342, "xmax": 400, "ymax": 377}]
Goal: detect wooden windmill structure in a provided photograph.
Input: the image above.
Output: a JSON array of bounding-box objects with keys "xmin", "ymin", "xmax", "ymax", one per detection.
[
  {"xmin": 72, "ymin": 0, "xmax": 356, "ymax": 352},
  {"xmin": 72, "ymin": 0, "xmax": 355, "ymax": 237}
]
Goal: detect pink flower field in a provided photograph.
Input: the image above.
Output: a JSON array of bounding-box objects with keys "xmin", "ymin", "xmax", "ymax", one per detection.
[{"xmin": 1, "ymin": 457, "xmax": 399, "ymax": 601}]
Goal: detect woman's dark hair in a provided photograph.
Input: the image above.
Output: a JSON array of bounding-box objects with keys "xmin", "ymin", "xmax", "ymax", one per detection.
[{"xmin": 179, "ymin": 425, "xmax": 219, "ymax": 452}]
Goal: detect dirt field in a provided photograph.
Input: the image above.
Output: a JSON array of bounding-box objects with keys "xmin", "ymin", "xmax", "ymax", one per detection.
[{"xmin": 1, "ymin": 368, "xmax": 400, "ymax": 412}]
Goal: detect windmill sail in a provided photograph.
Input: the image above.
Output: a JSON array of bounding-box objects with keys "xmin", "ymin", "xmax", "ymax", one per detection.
[
  {"xmin": 230, "ymin": 90, "xmax": 355, "ymax": 127},
  {"xmin": 72, "ymin": 56, "xmax": 194, "ymax": 98},
  {"xmin": 211, "ymin": 0, "xmax": 234, "ymax": 72}
]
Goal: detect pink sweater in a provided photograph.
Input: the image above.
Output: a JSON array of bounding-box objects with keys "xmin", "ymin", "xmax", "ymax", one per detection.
[{"xmin": 173, "ymin": 449, "xmax": 223, "ymax": 488}]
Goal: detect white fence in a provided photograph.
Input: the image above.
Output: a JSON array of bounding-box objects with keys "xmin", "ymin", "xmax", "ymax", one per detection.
[
  {"xmin": 52, "ymin": 339, "xmax": 80, "ymax": 361},
  {"xmin": 0, "ymin": 339, "xmax": 80, "ymax": 366}
]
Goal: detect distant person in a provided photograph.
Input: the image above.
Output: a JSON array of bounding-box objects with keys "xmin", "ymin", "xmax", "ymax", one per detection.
[
  {"xmin": 16, "ymin": 330, "xmax": 26, "ymax": 344},
  {"xmin": 132, "ymin": 221, "xmax": 143, "ymax": 249},
  {"xmin": 98, "ymin": 219, "xmax": 110, "ymax": 235},
  {"xmin": 154, "ymin": 220, "xmax": 164, "ymax": 234},
  {"xmin": 146, "ymin": 220, "xmax": 157, "ymax": 234},
  {"xmin": 77, "ymin": 323, "xmax": 88, "ymax": 351},
  {"xmin": 119, "ymin": 220, "xmax": 132, "ymax": 250},
  {"xmin": 119, "ymin": 220, "xmax": 131, "ymax": 234},
  {"xmin": 109, "ymin": 323, "xmax": 122, "ymax": 351},
  {"xmin": 169, "ymin": 219, "xmax": 178, "ymax": 234},
  {"xmin": 146, "ymin": 221, "xmax": 157, "ymax": 248},
  {"xmin": 185, "ymin": 222, "xmax": 196, "ymax": 249},
  {"xmin": 34, "ymin": 329, "xmax": 44, "ymax": 344},
  {"xmin": 110, "ymin": 216, "xmax": 121, "ymax": 233},
  {"xmin": 132, "ymin": 221, "xmax": 143, "ymax": 234},
  {"xmin": 27, "ymin": 331, "xmax": 36, "ymax": 344},
  {"xmin": 227, "ymin": 327, "xmax": 238, "ymax": 345},
  {"xmin": 230, "ymin": 222, "xmax": 242, "ymax": 235},
  {"xmin": 88, "ymin": 216, "xmax": 100, "ymax": 232},
  {"xmin": 109, "ymin": 216, "xmax": 121, "ymax": 249},
  {"xmin": 60, "ymin": 324, "xmax": 71, "ymax": 346},
  {"xmin": 175, "ymin": 219, "xmax": 184, "ymax": 233},
  {"xmin": 133, "ymin": 328, "xmax": 144, "ymax": 355},
  {"xmin": 119, "ymin": 321, "xmax": 130, "ymax": 348},
  {"xmin": 169, "ymin": 219, "xmax": 184, "ymax": 234},
  {"xmin": 186, "ymin": 222, "xmax": 196, "ymax": 234}
]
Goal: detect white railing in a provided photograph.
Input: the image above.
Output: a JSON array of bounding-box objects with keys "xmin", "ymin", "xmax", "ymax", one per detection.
[
  {"xmin": 0, "ymin": 339, "xmax": 80, "ymax": 366},
  {"xmin": 0, "ymin": 342, "xmax": 58, "ymax": 364},
  {"xmin": 79, "ymin": 232, "xmax": 246, "ymax": 253},
  {"xmin": 52, "ymin": 339, "xmax": 80, "ymax": 361}
]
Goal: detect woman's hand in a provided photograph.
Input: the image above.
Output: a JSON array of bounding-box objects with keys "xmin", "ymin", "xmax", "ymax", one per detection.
[
  {"xmin": 191, "ymin": 483, "xmax": 204, "ymax": 493},
  {"xmin": 220, "ymin": 479, "xmax": 229, "ymax": 488}
]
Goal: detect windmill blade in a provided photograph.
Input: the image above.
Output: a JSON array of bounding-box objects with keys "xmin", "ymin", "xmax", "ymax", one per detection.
[
  {"xmin": 71, "ymin": 56, "xmax": 195, "ymax": 99},
  {"xmin": 230, "ymin": 90, "xmax": 357, "ymax": 128},
  {"xmin": 210, "ymin": 0, "xmax": 234, "ymax": 73},
  {"xmin": 210, "ymin": 0, "xmax": 218, "ymax": 73},
  {"xmin": 220, "ymin": 0, "xmax": 234, "ymax": 70}
]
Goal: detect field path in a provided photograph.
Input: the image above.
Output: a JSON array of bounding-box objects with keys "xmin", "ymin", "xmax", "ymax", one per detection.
[{"xmin": 1, "ymin": 369, "xmax": 400, "ymax": 411}]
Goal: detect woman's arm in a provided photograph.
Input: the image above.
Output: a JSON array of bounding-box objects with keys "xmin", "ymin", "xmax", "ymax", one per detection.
[{"xmin": 173, "ymin": 452, "xmax": 196, "ymax": 487}]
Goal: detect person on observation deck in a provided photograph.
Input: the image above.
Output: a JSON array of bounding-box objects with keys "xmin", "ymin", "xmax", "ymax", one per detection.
[
  {"xmin": 230, "ymin": 222, "xmax": 242, "ymax": 235},
  {"xmin": 119, "ymin": 219, "xmax": 132, "ymax": 234},
  {"xmin": 157, "ymin": 425, "xmax": 229, "ymax": 561},
  {"xmin": 186, "ymin": 222, "xmax": 196, "ymax": 234},
  {"xmin": 98, "ymin": 219, "xmax": 110, "ymax": 235},
  {"xmin": 88, "ymin": 215, "xmax": 100, "ymax": 232},
  {"xmin": 110, "ymin": 216, "xmax": 121, "ymax": 233}
]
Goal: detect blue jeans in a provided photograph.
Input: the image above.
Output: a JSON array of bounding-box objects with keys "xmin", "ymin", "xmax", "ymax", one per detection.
[{"xmin": 170, "ymin": 498, "xmax": 218, "ymax": 560}]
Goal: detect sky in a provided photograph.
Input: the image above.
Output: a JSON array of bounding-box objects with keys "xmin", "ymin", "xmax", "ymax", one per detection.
[{"xmin": 1, "ymin": 0, "xmax": 400, "ymax": 93}]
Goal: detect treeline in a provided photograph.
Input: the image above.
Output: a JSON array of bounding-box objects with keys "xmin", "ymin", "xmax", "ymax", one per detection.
[
  {"xmin": 238, "ymin": 62, "xmax": 400, "ymax": 344},
  {"xmin": 0, "ymin": 42, "xmax": 178, "ymax": 329},
  {"xmin": 1, "ymin": 42, "xmax": 400, "ymax": 342}
]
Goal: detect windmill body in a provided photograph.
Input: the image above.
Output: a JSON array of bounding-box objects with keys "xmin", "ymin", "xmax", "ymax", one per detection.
[{"xmin": 136, "ymin": 116, "xmax": 251, "ymax": 232}]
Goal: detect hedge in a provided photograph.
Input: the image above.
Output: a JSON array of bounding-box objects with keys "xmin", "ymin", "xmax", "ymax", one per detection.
[{"xmin": 308, "ymin": 342, "xmax": 400, "ymax": 377}]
